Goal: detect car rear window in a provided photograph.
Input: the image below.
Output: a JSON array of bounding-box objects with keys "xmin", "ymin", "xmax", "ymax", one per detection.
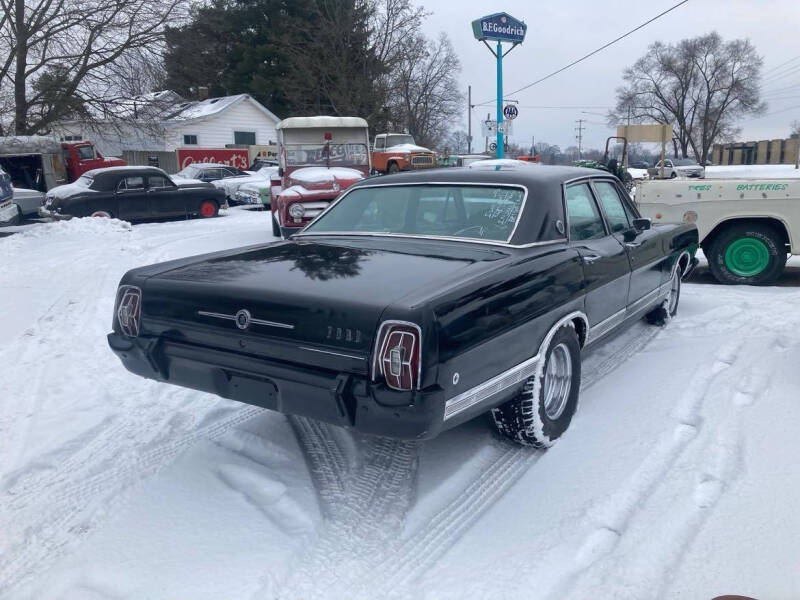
[{"xmin": 302, "ymin": 184, "xmax": 525, "ymax": 243}]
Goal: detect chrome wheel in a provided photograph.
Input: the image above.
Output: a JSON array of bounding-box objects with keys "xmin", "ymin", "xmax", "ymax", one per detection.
[
  {"xmin": 668, "ymin": 267, "xmax": 680, "ymax": 314},
  {"xmin": 543, "ymin": 343, "xmax": 573, "ymax": 420}
]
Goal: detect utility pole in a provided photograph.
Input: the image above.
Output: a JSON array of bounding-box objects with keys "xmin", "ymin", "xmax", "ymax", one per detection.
[
  {"xmin": 485, "ymin": 112, "xmax": 490, "ymax": 153},
  {"xmin": 575, "ymin": 119, "xmax": 586, "ymax": 159},
  {"xmin": 467, "ymin": 85, "xmax": 472, "ymax": 155}
]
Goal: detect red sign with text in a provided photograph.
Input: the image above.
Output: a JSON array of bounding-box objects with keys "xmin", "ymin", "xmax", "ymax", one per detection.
[{"xmin": 176, "ymin": 148, "xmax": 250, "ymax": 170}]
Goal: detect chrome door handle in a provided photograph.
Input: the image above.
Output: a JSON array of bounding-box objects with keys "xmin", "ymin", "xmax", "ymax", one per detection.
[
  {"xmin": 582, "ymin": 253, "xmax": 602, "ymax": 263},
  {"xmin": 625, "ymin": 242, "xmax": 642, "ymax": 248}
]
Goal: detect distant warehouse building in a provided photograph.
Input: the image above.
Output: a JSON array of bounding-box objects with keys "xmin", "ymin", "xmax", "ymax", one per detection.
[
  {"xmin": 53, "ymin": 91, "xmax": 281, "ymax": 172},
  {"xmin": 712, "ymin": 136, "xmax": 800, "ymax": 166}
]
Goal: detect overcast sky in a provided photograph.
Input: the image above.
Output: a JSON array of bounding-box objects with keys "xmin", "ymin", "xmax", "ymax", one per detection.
[{"xmin": 420, "ymin": 0, "xmax": 800, "ymax": 153}]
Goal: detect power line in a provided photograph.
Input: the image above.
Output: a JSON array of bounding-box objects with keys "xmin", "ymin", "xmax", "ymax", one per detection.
[
  {"xmin": 763, "ymin": 55, "xmax": 800, "ymax": 75},
  {"xmin": 474, "ymin": 0, "xmax": 690, "ymax": 106}
]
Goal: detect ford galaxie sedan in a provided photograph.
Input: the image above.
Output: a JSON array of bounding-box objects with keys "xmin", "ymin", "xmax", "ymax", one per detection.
[{"xmin": 108, "ymin": 162, "xmax": 698, "ymax": 446}]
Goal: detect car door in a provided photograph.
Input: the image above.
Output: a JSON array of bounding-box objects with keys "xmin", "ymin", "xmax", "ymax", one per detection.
[
  {"xmin": 147, "ymin": 174, "xmax": 184, "ymax": 217},
  {"xmin": 592, "ymin": 180, "xmax": 665, "ymax": 312},
  {"xmin": 115, "ymin": 175, "xmax": 149, "ymax": 220},
  {"xmin": 565, "ymin": 182, "xmax": 631, "ymax": 334}
]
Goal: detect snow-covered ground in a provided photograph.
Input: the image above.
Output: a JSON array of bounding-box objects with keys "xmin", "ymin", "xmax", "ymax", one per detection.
[
  {"xmin": 2, "ymin": 209, "xmax": 800, "ymax": 600},
  {"xmin": 706, "ymin": 163, "xmax": 800, "ymax": 178}
]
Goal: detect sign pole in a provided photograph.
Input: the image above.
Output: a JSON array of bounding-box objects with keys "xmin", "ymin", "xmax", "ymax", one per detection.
[{"xmin": 496, "ymin": 40, "xmax": 504, "ymax": 159}]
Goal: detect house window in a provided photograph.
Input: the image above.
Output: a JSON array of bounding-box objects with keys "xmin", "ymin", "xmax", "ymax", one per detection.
[
  {"xmin": 234, "ymin": 131, "xmax": 256, "ymax": 145},
  {"xmin": 183, "ymin": 134, "xmax": 198, "ymax": 145}
]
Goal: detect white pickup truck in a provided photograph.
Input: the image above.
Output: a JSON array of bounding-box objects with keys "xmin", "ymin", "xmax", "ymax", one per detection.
[{"xmin": 635, "ymin": 178, "xmax": 799, "ymax": 284}]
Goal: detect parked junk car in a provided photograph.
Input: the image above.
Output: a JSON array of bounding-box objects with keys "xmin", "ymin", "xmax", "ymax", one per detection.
[
  {"xmin": 270, "ymin": 116, "xmax": 370, "ymax": 238},
  {"xmin": 13, "ymin": 188, "xmax": 46, "ymax": 218},
  {"xmin": 40, "ymin": 166, "xmax": 225, "ymax": 221},
  {"xmin": 0, "ymin": 136, "xmax": 125, "ymax": 192},
  {"xmin": 0, "ymin": 165, "xmax": 18, "ymax": 226},
  {"xmin": 371, "ymin": 133, "xmax": 437, "ymax": 174},
  {"xmin": 234, "ymin": 172, "xmax": 278, "ymax": 208},
  {"xmin": 648, "ymin": 158, "xmax": 705, "ymax": 179},
  {"xmin": 636, "ymin": 178, "xmax": 799, "ymax": 285},
  {"xmin": 108, "ymin": 162, "xmax": 698, "ymax": 446},
  {"xmin": 214, "ymin": 165, "xmax": 281, "ymax": 205},
  {"xmin": 172, "ymin": 162, "xmax": 251, "ymax": 184}
]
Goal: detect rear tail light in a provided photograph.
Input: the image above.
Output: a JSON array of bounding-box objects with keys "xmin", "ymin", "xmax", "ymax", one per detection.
[
  {"xmin": 372, "ymin": 321, "xmax": 422, "ymax": 391},
  {"xmin": 113, "ymin": 285, "xmax": 142, "ymax": 337}
]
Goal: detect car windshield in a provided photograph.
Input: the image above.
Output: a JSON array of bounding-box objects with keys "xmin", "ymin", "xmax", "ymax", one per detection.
[
  {"xmin": 674, "ymin": 158, "xmax": 697, "ymax": 166},
  {"xmin": 174, "ymin": 165, "xmax": 201, "ymax": 178},
  {"xmin": 302, "ymin": 184, "xmax": 525, "ymax": 243},
  {"xmin": 385, "ymin": 134, "xmax": 415, "ymax": 147},
  {"xmin": 284, "ymin": 143, "xmax": 369, "ymax": 167},
  {"xmin": 74, "ymin": 174, "xmax": 93, "ymax": 188}
]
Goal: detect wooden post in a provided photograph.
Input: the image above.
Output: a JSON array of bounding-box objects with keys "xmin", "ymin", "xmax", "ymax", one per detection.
[{"xmin": 660, "ymin": 124, "xmax": 667, "ymax": 179}]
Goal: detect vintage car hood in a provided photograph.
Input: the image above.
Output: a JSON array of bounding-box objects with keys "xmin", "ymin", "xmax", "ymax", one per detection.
[{"xmin": 138, "ymin": 237, "xmax": 506, "ymax": 354}]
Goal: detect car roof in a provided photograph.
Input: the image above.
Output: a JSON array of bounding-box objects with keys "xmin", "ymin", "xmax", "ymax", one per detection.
[
  {"xmin": 183, "ymin": 163, "xmax": 231, "ymax": 169},
  {"xmin": 349, "ymin": 162, "xmax": 617, "ymax": 246},
  {"xmin": 84, "ymin": 165, "xmax": 166, "ymax": 177}
]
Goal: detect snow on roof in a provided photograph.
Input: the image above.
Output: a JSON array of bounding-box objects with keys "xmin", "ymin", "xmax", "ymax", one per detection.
[
  {"xmin": 0, "ymin": 136, "xmax": 63, "ymax": 154},
  {"xmin": 277, "ymin": 116, "xmax": 368, "ymax": 130},
  {"xmin": 289, "ymin": 167, "xmax": 365, "ymax": 184},
  {"xmin": 77, "ymin": 91, "xmax": 280, "ymax": 125}
]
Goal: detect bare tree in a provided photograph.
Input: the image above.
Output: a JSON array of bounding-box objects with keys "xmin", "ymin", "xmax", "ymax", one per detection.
[
  {"xmin": 791, "ymin": 120, "xmax": 800, "ymax": 138},
  {"xmin": 388, "ymin": 32, "xmax": 462, "ymax": 148},
  {"xmin": 611, "ymin": 32, "xmax": 765, "ymax": 163},
  {"xmin": 0, "ymin": 0, "xmax": 189, "ymax": 135}
]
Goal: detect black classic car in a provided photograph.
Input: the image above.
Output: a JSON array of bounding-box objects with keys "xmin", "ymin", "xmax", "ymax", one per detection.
[
  {"xmin": 108, "ymin": 162, "xmax": 698, "ymax": 446},
  {"xmin": 39, "ymin": 166, "xmax": 226, "ymax": 221}
]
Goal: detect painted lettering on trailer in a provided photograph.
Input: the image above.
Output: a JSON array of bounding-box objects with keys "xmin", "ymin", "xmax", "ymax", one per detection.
[{"xmin": 735, "ymin": 183, "xmax": 789, "ymax": 191}]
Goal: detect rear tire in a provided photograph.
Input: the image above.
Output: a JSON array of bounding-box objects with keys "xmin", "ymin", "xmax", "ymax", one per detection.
[
  {"xmin": 199, "ymin": 200, "xmax": 218, "ymax": 218},
  {"xmin": 646, "ymin": 264, "xmax": 681, "ymax": 325},
  {"xmin": 271, "ymin": 213, "xmax": 281, "ymax": 237},
  {"xmin": 707, "ymin": 223, "xmax": 786, "ymax": 285},
  {"xmin": 3, "ymin": 205, "xmax": 21, "ymax": 226},
  {"xmin": 669, "ymin": 171, "xmax": 677, "ymax": 179},
  {"xmin": 491, "ymin": 324, "xmax": 581, "ymax": 448}
]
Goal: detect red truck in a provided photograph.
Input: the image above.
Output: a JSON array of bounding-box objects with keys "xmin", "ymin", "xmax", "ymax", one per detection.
[
  {"xmin": 0, "ymin": 137, "xmax": 126, "ymax": 191},
  {"xmin": 270, "ymin": 117, "xmax": 371, "ymax": 238}
]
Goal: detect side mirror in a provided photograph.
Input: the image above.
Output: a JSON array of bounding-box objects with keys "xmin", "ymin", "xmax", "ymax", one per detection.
[{"xmin": 633, "ymin": 217, "xmax": 651, "ymax": 232}]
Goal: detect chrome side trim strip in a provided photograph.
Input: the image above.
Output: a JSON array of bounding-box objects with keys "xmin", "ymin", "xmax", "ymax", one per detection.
[
  {"xmin": 443, "ymin": 310, "xmax": 589, "ymax": 421},
  {"xmin": 586, "ymin": 307, "xmax": 626, "ymax": 345},
  {"xmin": 298, "ymin": 346, "xmax": 365, "ymax": 361},
  {"xmin": 444, "ymin": 352, "xmax": 541, "ymax": 420},
  {"xmin": 197, "ymin": 311, "xmax": 295, "ymax": 330}
]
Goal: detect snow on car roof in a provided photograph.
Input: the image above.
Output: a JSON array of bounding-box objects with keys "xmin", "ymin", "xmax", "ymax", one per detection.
[{"xmin": 277, "ymin": 116, "xmax": 368, "ymax": 130}]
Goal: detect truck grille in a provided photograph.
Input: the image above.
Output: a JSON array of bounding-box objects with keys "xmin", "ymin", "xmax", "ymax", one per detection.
[{"xmin": 411, "ymin": 155, "xmax": 435, "ymax": 168}]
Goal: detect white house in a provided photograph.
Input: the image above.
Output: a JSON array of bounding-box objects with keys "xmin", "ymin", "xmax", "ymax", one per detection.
[{"xmin": 54, "ymin": 92, "xmax": 281, "ymax": 157}]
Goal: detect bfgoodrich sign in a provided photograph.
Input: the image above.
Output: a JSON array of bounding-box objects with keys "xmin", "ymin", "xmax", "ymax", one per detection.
[{"xmin": 471, "ymin": 12, "xmax": 527, "ymax": 44}]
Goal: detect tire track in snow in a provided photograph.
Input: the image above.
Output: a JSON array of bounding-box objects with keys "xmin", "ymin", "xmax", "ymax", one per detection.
[
  {"xmin": 272, "ymin": 435, "xmax": 418, "ymax": 600},
  {"xmin": 566, "ymin": 342, "xmax": 774, "ymax": 600},
  {"xmin": 519, "ymin": 340, "xmax": 747, "ymax": 600},
  {"xmin": 295, "ymin": 321, "xmax": 664, "ymax": 599},
  {"xmin": 0, "ymin": 403, "xmax": 265, "ymax": 597}
]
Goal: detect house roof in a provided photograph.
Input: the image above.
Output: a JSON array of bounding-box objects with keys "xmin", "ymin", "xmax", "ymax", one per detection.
[
  {"xmin": 70, "ymin": 92, "xmax": 281, "ymax": 125},
  {"xmin": 276, "ymin": 116, "xmax": 368, "ymax": 130}
]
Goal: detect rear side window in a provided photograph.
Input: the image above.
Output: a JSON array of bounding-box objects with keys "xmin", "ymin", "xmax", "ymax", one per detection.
[
  {"xmin": 148, "ymin": 175, "xmax": 172, "ymax": 189},
  {"xmin": 118, "ymin": 176, "xmax": 145, "ymax": 191},
  {"xmin": 566, "ymin": 184, "xmax": 605, "ymax": 241},
  {"xmin": 594, "ymin": 181, "xmax": 631, "ymax": 233}
]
